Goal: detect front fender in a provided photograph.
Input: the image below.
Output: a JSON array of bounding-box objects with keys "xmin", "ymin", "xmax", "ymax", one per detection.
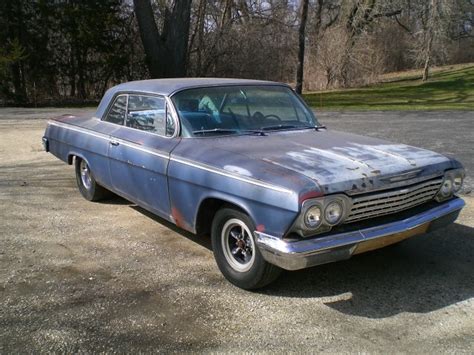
[
  {"xmin": 167, "ymin": 159, "xmax": 300, "ymax": 237},
  {"xmin": 194, "ymin": 191, "xmax": 300, "ymax": 237}
]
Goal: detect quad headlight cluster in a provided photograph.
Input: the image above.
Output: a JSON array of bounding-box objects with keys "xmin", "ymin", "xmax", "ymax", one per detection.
[
  {"xmin": 292, "ymin": 195, "xmax": 351, "ymax": 237},
  {"xmin": 436, "ymin": 168, "xmax": 464, "ymax": 201},
  {"xmin": 291, "ymin": 168, "xmax": 465, "ymax": 238}
]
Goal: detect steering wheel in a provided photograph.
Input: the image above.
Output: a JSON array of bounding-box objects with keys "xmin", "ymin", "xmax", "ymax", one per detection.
[
  {"xmin": 264, "ymin": 114, "xmax": 282, "ymax": 122},
  {"xmin": 252, "ymin": 111, "xmax": 265, "ymax": 121},
  {"xmin": 227, "ymin": 107, "xmax": 240, "ymax": 128}
]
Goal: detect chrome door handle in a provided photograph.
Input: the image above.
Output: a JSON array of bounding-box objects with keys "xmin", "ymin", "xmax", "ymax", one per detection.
[{"xmin": 110, "ymin": 140, "xmax": 120, "ymax": 146}]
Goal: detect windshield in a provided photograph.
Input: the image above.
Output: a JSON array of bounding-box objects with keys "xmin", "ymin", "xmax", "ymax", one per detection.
[{"xmin": 171, "ymin": 85, "xmax": 319, "ymax": 137}]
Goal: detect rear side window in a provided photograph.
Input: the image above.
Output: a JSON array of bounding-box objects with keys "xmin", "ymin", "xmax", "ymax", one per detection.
[
  {"xmin": 127, "ymin": 95, "xmax": 166, "ymax": 136},
  {"xmin": 104, "ymin": 95, "xmax": 127, "ymax": 125}
]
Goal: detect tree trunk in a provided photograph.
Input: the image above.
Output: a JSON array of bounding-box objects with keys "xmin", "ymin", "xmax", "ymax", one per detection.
[
  {"xmin": 422, "ymin": 0, "xmax": 435, "ymax": 81},
  {"xmin": 167, "ymin": 0, "xmax": 192, "ymax": 77},
  {"xmin": 10, "ymin": 62, "xmax": 27, "ymax": 103},
  {"xmin": 196, "ymin": 0, "xmax": 207, "ymax": 76},
  {"xmin": 422, "ymin": 36, "xmax": 433, "ymax": 81},
  {"xmin": 7, "ymin": 1, "xmax": 27, "ymax": 103},
  {"xmin": 133, "ymin": 0, "xmax": 164, "ymax": 77},
  {"xmin": 77, "ymin": 50, "xmax": 86, "ymax": 99},
  {"xmin": 340, "ymin": 0, "xmax": 377, "ymax": 87},
  {"xmin": 187, "ymin": 0, "xmax": 206, "ymax": 75},
  {"xmin": 295, "ymin": 0, "xmax": 309, "ymax": 94},
  {"xmin": 220, "ymin": 0, "xmax": 233, "ymax": 29},
  {"xmin": 133, "ymin": 0, "xmax": 192, "ymax": 78}
]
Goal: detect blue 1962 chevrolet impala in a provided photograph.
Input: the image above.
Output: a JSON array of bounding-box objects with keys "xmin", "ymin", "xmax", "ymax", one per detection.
[{"xmin": 43, "ymin": 78, "xmax": 466, "ymax": 289}]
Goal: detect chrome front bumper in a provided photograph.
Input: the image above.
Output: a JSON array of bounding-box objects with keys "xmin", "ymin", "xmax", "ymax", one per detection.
[{"xmin": 255, "ymin": 197, "xmax": 465, "ymax": 271}]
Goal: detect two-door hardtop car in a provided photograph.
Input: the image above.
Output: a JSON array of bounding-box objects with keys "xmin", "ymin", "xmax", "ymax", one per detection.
[{"xmin": 42, "ymin": 78, "xmax": 466, "ymax": 289}]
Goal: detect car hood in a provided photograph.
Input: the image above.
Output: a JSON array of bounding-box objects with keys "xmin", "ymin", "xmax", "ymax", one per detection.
[{"xmin": 192, "ymin": 129, "xmax": 459, "ymax": 195}]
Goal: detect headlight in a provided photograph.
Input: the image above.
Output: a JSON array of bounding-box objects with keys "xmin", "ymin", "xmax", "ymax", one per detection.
[
  {"xmin": 439, "ymin": 179, "xmax": 453, "ymax": 198},
  {"xmin": 453, "ymin": 175, "xmax": 463, "ymax": 192},
  {"xmin": 436, "ymin": 169, "xmax": 464, "ymax": 201},
  {"xmin": 304, "ymin": 205, "xmax": 322, "ymax": 228},
  {"xmin": 291, "ymin": 195, "xmax": 351, "ymax": 237},
  {"xmin": 325, "ymin": 200, "xmax": 343, "ymax": 225}
]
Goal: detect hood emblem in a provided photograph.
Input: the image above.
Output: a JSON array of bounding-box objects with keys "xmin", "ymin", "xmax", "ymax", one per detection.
[{"xmin": 382, "ymin": 169, "xmax": 422, "ymax": 183}]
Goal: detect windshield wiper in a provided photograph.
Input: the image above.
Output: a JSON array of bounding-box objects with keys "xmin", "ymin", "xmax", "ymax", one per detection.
[
  {"xmin": 260, "ymin": 124, "xmax": 315, "ymax": 131},
  {"xmin": 192, "ymin": 128, "xmax": 239, "ymax": 135},
  {"xmin": 193, "ymin": 128, "xmax": 268, "ymax": 136},
  {"xmin": 241, "ymin": 129, "xmax": 267, "ymax": 136}
]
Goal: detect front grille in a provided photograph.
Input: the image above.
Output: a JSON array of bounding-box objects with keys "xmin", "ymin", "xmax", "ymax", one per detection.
[{"xmin": 345, "ymin": 178, "xmax": 443, "ymax": 223}]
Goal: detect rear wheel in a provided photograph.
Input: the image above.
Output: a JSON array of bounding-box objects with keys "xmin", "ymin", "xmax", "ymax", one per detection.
[
  {"xmin": 211, "ymin": 208, "xmax": 281, "ymax": 290},
  {"xmin": 74, "ymin": 157, "xmax": 111, "ymax": 201}
]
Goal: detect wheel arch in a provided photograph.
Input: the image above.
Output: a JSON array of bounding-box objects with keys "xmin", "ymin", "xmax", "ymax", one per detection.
[
  {"xmin": 194, "ymin": 194, "xmax": 254, "ymax": 236},
  {"xmin": 67, "ymin": 151, "xmax": 88, "ymax": 166}
]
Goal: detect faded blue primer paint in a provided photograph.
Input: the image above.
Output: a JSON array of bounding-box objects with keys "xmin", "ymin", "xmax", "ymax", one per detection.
[{"xmin": 44, "ymin": 79, "xmax": 464, "ymax": 240}]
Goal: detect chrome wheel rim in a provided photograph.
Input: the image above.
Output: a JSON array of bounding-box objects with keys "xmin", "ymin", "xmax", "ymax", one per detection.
[
  {"xmin": 79, "ymin": 160, "xmax": 92, "ymax": 190},
  {"xmin": 221, "ymin": 218, "xmax": 255, "ymax": 272}
]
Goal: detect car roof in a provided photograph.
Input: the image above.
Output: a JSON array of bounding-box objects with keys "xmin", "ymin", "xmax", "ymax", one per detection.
[
  {"xmin": 95, "ymin": 78, "xmax": 289, "ymax": 119},
  {"xmin": 113, "ymin": 78, "xmax": 286, "ymax": 95}
]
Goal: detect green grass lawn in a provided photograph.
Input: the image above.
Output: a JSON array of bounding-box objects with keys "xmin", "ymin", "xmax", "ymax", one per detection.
[{"xmin": 303, "ymin": 64, "xmax": 474, "ymax": 111}]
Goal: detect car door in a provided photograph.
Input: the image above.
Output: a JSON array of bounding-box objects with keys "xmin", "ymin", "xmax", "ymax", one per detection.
[{"xmin": 103, "ymin": 93, "xmax": 179, "ymax": 220}]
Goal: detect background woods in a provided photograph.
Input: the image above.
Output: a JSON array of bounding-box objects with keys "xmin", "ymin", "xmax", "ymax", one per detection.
[{"xmin": 0, "ymin": 0, "xmax": 473, "ymax": 105}]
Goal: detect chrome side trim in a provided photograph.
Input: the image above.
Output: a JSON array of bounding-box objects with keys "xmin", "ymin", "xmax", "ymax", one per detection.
[
  {"xmin": 170, "ymin": 156, "xmax": 294, "ymax": 194},
  {"xmin": 116, "ymin": 140, "xmax": 169, "ymax": 159},
  {"xmin": 47, "ymin": 121, "xmax": 294, "ymax": 194},
  {"xmin": 48, "ymin": 121, "xmax": 170, "ymax": 159},
  {"xmin": 255, "ymin": 197, "xmax": 465, "ymax": 270},
  {"xmin": 48, "ymin": 121, "xmax": 110, "ymax": 141}
]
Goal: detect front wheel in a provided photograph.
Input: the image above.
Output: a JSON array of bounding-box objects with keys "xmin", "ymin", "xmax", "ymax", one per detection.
[
  {"xmin": 211, "ymin": 208, "xmax": 281, "ymax": 290},
  {"xmin": 74, "ymin": 157, "xmax": 111, "ymax": 201}
]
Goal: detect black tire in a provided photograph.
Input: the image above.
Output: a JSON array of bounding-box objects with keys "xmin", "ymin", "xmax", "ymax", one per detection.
[
  {"xmin": 74, "ymin": 157, "xmax": 111, "ymax": 201},
  {"xmin": 211, "ymin": 207, "xmax": 281, "ymax": 290}
]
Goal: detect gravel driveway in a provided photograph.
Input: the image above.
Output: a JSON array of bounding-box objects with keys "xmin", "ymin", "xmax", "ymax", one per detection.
[{"xmin": 1, "ymin": 108, "xmax": 473, "ymax": 352}]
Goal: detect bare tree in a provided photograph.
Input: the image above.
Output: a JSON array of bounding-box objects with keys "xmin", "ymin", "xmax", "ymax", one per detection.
[
  {"xmin": 422, "ymin": 0, "xmax": 436, "ymax": 81},
  {"xmin": 1, "ymin": 0, "xmax": 472, "ymax": 105},
  {"xmin": 133, "ymin": 0, "xmax": 192, "ymax": 78},
  {"xmin": 404, "ymin": 0, "xmax": 456, "ymax": 81},
  {"xmin": 295, "ymin": 0, "xmax": 310, "ymax": 94}
]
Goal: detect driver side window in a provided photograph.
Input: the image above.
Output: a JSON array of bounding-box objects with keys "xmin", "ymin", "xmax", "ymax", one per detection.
[{"xmin": 126, "ymin": 95, "xmax": 166, "ymax": 136}]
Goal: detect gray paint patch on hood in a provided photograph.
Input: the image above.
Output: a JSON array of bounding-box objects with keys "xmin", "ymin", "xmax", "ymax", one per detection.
[{"xmin": 207, "ymin": 129, "xmax": 457, "ymax": 194}]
